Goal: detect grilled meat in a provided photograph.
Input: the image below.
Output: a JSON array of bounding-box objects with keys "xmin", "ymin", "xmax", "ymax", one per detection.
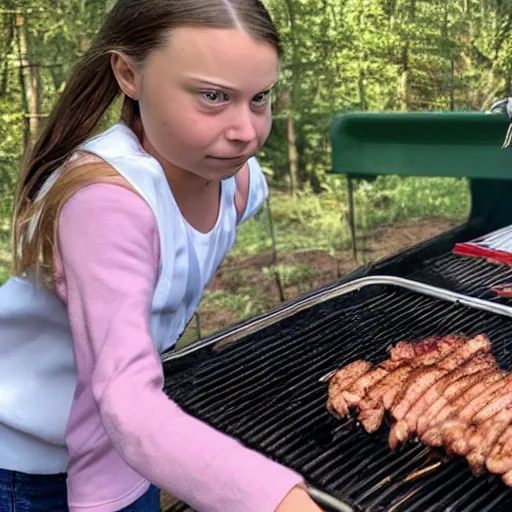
[
  {"xmin": 327, "ymin": 360, "xmax": 372, "ymax": 417},
  {"xmin": 358, "ymin": 366, "xmax": 414, "ymax": 433},
  {"xmin": 389, "ymin": 350, "xmax": 495, "ymax": 447},
  {"xmin": 387, "ymin": 335, "xmax": 491, "ymax": 448},
  {"xmin": 404, "ymin": 353, "xmax": 495, "ymax": 435},
  {"xmin": 502, "ymin": 469, "xmax": 512, "ymax": 487},
  {"xmin": 355, "ymin": 335, "xmax": 466, "ymax": 433},
  {"xmin": 466, "ymin": 406, "xmax": 512, "ymax": 475},
  {"xmin": 391, "ymin": 335, "xmax": 490, "ymax": 422},
  {"xmin": 416, "ymin": 368, "xmax": 497, "ymax": 437},
  {"xmin": 408, "ymin": 335, "xmax": 466, "ymax": 368},
  {"xmin": 419, "ymin": 371, "xmax": 506, "ymax": 446},
  {"xmin": 342, "ymin": 365, "xmax": 390, "ymax": 410},
  {"xmin": 326, "ymin": 332, "xmax": 512, "ymax": 487},
  {"xmin": 441, "ymin": 376, "xmax": 511, "ymax": 455},
  {"xmin": 389, "ymin": 336, "xmax": 442, "ymax": 361},
  {"xmin": 486, "ymin": 425, "xmax": 512, "ymax": 474}
]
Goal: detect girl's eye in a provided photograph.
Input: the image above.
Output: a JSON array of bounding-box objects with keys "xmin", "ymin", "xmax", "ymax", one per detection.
[
  {"xmin": 202, "ymin": 91, "xmax": 230, "ymax": 104},
  {"xmin": 252, "ymin": 91, "xmax": 271, "ymax": 107}
]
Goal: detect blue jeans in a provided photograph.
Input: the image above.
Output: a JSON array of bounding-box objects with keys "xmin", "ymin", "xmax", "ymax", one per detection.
[{"xmin": 0, "ymin": 469, "xmax": 161, "ymax": 512}]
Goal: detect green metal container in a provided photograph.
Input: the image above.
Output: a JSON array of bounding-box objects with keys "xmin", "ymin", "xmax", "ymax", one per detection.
[{"xmin": 330, "ymin": 111, "xmax": 512, "ymax": 228}]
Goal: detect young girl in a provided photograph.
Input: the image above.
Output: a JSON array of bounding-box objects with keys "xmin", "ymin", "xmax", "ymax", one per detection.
[{"xmin": 0, "ymin": 1, "xmax": 324, "ymax": 511}]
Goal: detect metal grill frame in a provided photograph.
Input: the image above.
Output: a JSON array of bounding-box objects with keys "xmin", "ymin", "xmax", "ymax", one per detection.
[
  {"xmin": 163, "ymin": 276, "xmax": 512, "ymax": 363},
  {"xmin": 162, "ymin": 277, "xmax": 512, "ymax": 512}
]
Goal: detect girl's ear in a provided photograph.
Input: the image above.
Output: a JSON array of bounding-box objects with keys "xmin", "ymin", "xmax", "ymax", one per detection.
[{"xmin": 110, "ymin": 52, "xmax": 142, "ymax": 101}]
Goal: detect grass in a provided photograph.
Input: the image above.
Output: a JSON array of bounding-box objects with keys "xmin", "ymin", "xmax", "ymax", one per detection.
[
  {"xmin": 230, "ymin": 175, "xmax": 470, "ymax": 259},
  {"xmin": 201, "ymin": 287, "xmax": 274, "ymax": 319}
]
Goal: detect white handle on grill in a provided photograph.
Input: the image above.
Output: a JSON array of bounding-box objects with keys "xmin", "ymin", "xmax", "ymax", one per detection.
[{"xmin": 307, "ymin": 485, "xmax": 355, "ymax": 512}]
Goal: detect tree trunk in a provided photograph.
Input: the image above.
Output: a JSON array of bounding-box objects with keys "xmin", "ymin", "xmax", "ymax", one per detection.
[
  {"xmin": 443, "ymin": 3, "xmax": 455, "ymax": 111},
  {"xmin": 450, "ymin": 58, "xmax": 455, "ymax": 111},
  {"xmin": 359, "ymin": 69, "xmax": 367, "ymax": 110},
  {"xmin": 399, "ymin": 45, "xmax": 409, "ymax": 111},
  {"xmin": 283, "ymin": 0, "xmax": 300, "ymax": 197},
  {"xmin": 296, "ymin": 130, "xmax": 307, "ymax": 185},
  {"xmin": 398, "ymin": 0, "xmax": 415, "ymax": 111},
  {"xmin": 15, "ymin": 14, "xmax": 41, "ymax": 151},
  {"xmin": 15, "ymin": 15, "xmax": 30, "ymax": 153},
  {"xmin": 27, "ymin": 62, "xmax": 41, "ymax": 139},
  {"xmin": 1, "ymin": 13, "xmax": 15, "ymax": 97},
  {"xmin": 286, "ymin": 94, "xmax": 299, "ymax": 198}
]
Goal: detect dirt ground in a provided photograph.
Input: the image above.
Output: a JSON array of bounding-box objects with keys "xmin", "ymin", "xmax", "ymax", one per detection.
[{"xmin": 196, "ymin": 216, "xmax": 455, "ymax": 336}]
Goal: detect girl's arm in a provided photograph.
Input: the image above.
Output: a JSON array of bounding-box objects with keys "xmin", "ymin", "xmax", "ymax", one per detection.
[
  {"xmin": 235, "ymin": 157, "xmax": 268, "ymax": 224},
  {"xmin": 56, "ymin": 183, "xmax": 320, "ymax": 512}
]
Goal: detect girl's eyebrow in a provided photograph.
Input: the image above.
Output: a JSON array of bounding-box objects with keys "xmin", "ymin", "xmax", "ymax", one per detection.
[{"xmin": 187, "ymin": 77, "xmax": 277, "ymax": 93}]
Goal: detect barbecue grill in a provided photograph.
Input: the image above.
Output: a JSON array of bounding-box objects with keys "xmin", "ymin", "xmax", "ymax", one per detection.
[{"xmin": 162, "ymin": 110, "xmax": 512, "ymax": 511}]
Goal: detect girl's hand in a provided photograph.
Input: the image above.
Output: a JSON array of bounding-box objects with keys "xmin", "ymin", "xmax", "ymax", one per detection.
[{"xmin": 276, "ymin": 485, "xmax": 324, "ymax": 512}]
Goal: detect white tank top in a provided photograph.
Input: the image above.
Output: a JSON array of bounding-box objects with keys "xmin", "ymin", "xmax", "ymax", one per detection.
[{"xmin": 0, "ymin": 123, "xmax": 268, "ymax": 473}]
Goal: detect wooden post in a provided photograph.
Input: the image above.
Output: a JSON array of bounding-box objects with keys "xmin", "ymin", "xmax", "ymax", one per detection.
[{"xmin": 347, "ymin": 176, "xmax": 358, "ymax": 263}]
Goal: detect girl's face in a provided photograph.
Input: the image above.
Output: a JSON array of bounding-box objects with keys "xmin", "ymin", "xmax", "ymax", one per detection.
[{"xmin": 130, "ymin": 26, "xmax": 279, "ymax": 182}]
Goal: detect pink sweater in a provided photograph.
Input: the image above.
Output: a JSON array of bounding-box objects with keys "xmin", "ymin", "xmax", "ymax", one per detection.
[{"xmin": 54, "ymin": 184, "xmax": 303, "ymax": 511}]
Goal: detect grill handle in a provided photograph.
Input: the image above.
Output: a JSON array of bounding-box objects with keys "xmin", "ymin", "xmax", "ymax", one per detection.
[{"xmin": 307, "ymin": 485, "xmax": 355, "ymax": 512}]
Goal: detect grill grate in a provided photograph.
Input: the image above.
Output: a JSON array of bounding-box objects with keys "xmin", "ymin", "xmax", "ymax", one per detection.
[
  {"xmin": 404, "ymin": 252, "xmax": 512, "ymax": 303},
  {"xmin": 163, "ymin": 280, "xmax": 512, "ymax": 512},
  {"xmin": 359, "ymin": 221, "xmax": 512, "ymax": 303}
]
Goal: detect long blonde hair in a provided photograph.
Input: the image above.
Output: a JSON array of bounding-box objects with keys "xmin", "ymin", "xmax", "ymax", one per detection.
[{"xmin": 13, "ymin": 0, "xmax": 282, "ymax": 288}]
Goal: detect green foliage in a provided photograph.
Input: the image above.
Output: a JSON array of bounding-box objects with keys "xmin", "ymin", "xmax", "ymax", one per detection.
[
  {"xmin": 0, "ymin": 0, "xmax": 493, "ymax": 310},
  {"xmin": 352, "ymin": 175, "xmax": 470, "ymax": 229},
  {"xmin": 0, "ymin": 268, "xmax": 10, "ymax": 286},
  {"xmin": 231, "ymin": 176, "xmax": 469, "ymax": 258},
  {"xmin": 261, "ymin": 0, "xmax": 512, "ymax": 187},
  {"xmin": 262, "ymin": 263, "xmax": 316, "ymax": 293},
  {"xmin": 201, "ymin": 288, "xmax": 273, "ymax": 320},
  {"xmin": 3, "ymin": 0, "xmax": 512, "ymax": 191},
  {"xmin": 0, "ymin": 0, "xmax": 115, "ymax": 193}
]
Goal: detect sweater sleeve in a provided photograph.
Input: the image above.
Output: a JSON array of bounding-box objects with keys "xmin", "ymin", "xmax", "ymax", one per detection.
[{"xmin": 55, "ymin": 183, "xmax": 303, "ymax": 512}]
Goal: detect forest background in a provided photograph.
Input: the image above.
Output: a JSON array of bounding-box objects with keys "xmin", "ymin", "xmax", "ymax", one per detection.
[{"xmin": 2, "ymin": 0, "xmax": 510, "ymax": 339}]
